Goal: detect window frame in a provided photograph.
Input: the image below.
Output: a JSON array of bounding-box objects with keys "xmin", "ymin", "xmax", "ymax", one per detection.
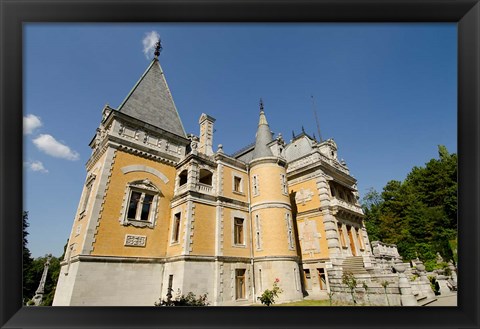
[
  {"xmin": 235, "ymin": 269, "xmax": 246, "ymax": 300},
  {"xmin": 252, "ymin": 174, "xmax": 259, "ymax": 196},
  {"xmin": 232, "ymin": 174, "xmax": 244, "ymax": 194},
  {"xmin": 233, "ymin": 217, "xmax": 245, "ymax": 246},
  {"xmin": 78, "ymin": 173, "xmax": 96, "ymax": 219},
  {"xmin": 280, "ymin": 173, "xmax": 288, "ymax": 195},
  {"xmin": 120, "ymin": 179, "xmax": 160, "ymax": 228},
  {"xmin": 171, "ymin": 212, "xmax": 181, "ymax": 244}
]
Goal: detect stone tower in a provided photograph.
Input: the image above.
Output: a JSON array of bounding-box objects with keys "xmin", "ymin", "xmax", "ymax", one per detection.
[
  {"xmin": 53, "ymin": 46, "xmax": 190, "ymax": 306},
  {"xmin": 249, "ymin": 102, "xmax": 303, "ymax": 302}
]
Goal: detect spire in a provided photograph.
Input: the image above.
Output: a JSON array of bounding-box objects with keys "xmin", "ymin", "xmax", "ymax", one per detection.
[
  {"xmin": 252, "ymin": 99, "xmax": 273, "ymax": 160},
  {"xmin": 117, "ymin": 52, "xmax": 186, "ymax": 138}
]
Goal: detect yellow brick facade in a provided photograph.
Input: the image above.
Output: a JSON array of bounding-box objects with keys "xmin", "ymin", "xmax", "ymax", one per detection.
[
  {"xmin": 91, "ymin": 150, "xmax": 177, "ymax": 258},
  {"xmin": 54, "ymin": 56, "xmax": 371, "ymax": 306}
]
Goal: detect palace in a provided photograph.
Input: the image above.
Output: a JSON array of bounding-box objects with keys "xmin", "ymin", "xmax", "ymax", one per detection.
[{"xmin": 53, "ymin": 42, "xmax": 381, "ymax": 306}]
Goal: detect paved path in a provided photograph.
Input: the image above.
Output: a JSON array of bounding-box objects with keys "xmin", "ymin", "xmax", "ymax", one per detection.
[{"xmin": 425, "ymin": 292, "xmax": 457, "ymax": 306}]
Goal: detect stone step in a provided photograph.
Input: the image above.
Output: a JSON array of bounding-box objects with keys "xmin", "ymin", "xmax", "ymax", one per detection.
[
  {"xmin": 418, "ymin": 298, "xmax": 437, "ymax": 306},
  {"xmin": 416, "ymin": 295, "xmax": 427, "ymax": 302},
  {"xmin": 342, "ymin": 256, "xmax": 369, "ymax": 275}
]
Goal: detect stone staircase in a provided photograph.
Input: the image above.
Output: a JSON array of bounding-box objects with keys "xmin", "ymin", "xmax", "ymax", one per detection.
[
  {"xmin": 342, "ymin": 256, "xmax": 369, "ymax": 274},
  {"xmin": 415, "ymin": 292, "xmax": 437, "ymax": 306}
]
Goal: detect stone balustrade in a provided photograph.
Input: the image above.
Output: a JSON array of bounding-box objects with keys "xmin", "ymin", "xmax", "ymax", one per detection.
[
  {"xmin": 196, "ymin": 183, "xmax": 214, "ymax": 194},
  {"xmin": 371, "ymin": 241, "xmax": 401, "ymax": 258},
  {"xmin": 330, "ymin": 197, "xmax": 364, "ymax": 215}
]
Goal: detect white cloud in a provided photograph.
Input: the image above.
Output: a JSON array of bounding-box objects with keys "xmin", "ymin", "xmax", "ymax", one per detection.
[
  {"xmin": 32, "ymin": 134, "xmax": 80, "ymax": 161},
  {"xmin": 142, "ymin": 31, "xmax": 160, "ymax": 59},
  {"xmin": 25, "ymin": 160, "xmax": 48, "ymax": 173},
  {"xmin": 23, "ymin": 114, "xmax": 42, "ymax": 135}
]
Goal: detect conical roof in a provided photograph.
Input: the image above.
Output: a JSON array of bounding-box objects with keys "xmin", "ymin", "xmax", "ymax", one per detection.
[
  {"xmin": 118, "ymin": 59, "xmax": 186, "ymax": 138},
  {"xmin": 252, "ymin": 104, "xmax": 273, "ymax": 160}
]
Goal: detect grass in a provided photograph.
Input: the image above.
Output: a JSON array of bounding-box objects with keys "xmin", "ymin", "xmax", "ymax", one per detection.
[{"xmin": 273, "ymin": 299, "xmax": 356, "ymax": 306}]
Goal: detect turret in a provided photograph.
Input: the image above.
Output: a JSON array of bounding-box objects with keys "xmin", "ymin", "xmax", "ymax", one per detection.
[{"xmin": 248, "ymin": 100, "xmax": 302, "ymax": 302}]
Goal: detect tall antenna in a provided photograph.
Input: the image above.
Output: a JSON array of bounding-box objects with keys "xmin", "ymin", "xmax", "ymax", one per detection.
[{"xmin": 311, "ymin": 95, "xmax": 323, "ymax": 142}]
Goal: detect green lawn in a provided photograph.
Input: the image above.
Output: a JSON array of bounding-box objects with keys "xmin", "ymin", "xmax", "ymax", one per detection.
[{"xmin": 273, "ymin": 299, "xmax": 355, "ymax": 306}]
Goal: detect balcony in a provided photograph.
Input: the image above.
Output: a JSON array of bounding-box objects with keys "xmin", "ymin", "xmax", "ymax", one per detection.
[
  {"xmin": 196, "ymin": 182, "xmax": 213, "ymax": 194},
  {"xmin": 330, "ymin": 197, "xmax": 364, "ymax": 216}
]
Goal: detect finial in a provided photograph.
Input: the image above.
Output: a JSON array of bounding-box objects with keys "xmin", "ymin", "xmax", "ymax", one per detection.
[
  {"xmin": 259, "ymin": 98, "xmax": 264, "ymax": 112},
  {"xmin": 154, "ymin": 38, "xmax": 162, "ymax": 58}
]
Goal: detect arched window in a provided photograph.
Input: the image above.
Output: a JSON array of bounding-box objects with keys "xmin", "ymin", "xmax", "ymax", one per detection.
[{"xmin": 199, "ymin": 169, "xmax": 213, "ymax": 186}]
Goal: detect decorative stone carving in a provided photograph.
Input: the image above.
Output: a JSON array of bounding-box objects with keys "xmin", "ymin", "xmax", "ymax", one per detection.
[
  {"xmin": 124, "ymin": 234, "xmax": 147, "ymax": 247},
  {"xmin": 295, "ymin": 188, "xmax": 313, "ymax": 205},
  {"xmin": 298, "ymin": 219, "xmax": 321, "ymax": 254}
]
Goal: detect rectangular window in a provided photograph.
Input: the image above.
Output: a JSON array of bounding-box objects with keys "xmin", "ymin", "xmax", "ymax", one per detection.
[
  {"xmin": 317, "ymin": 268, "xmax": 327, "ymax": 290},
  {"xmin": 304, "ymin": 269, "xmax": 311, "ymax": 290},
  {"xmin": 233, "ymin": 176, "xmax": 242, "ymax": 193},
  {"xmin": 338, "ymin": 223, "xmax": 347, "ymax": 248},
  {"xmin": 286, "ymin": 213, "xmax": 294, "ymax": 249},
  {"xmin": 167, "ymin": 275, "xmax": 174, "ymax": 299},
  {"xmin": 356, "ymin": 228, "xmax": 364, "ymax": 250},
  {"xmin": 127, "ymin": 190, "xmax": 155, "ymax": 222},
  {"xmin": 258, "ymin": 269, "xmax": 263, "ymax": 292},
  {"xmin": 80, "ymin": 182, "xmax": 93, "ymax": 215},
  {"xmin": 252, "ymin": 175, "xmax": 259, "ymax": 196},
  {"xmin": 255, "ymin": 214, "xmax": 261, "ymax": 249},
  {"xmin": 235, "ymin": 269, "xmax": 246, "ymax": 299},
  {"xmin": 172, "ymin": 213, "xmax": 181, "ymax": 243},
  {"xmin": 281, "ymin": 174, "xmax": 288, "ymax": 194},
  {"xmin": 234, "ymin": 217, "xmax": 244, "ymax": 245}
]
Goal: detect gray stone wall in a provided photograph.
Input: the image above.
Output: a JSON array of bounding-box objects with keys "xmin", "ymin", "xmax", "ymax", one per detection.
[{"xmin": 54, "ymin": 259, "xmax": 164, "ymax": 306}]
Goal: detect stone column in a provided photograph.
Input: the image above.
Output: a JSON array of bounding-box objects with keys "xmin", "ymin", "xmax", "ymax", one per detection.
[
  {"xmin": 394, "ymin": 262, "xmax": 417, "ymax": 306},
  {"xmin": 448, "ymin": 261, "xmax": 457, "ymax": 284},
  {"xmin": 316, "ymin": 174, "xmax": 343, "ymax": 281},
  {"xmin": 416, "ymin": 262, "xmax": 436, "ymax": 299}
]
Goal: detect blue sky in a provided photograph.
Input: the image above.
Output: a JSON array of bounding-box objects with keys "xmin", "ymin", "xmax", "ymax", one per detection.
[{"xmin": 24, "ymin": 23, "xmax": 457, "ymax": 258}]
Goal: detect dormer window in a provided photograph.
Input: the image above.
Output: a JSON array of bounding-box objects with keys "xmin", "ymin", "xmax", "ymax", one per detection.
[{"xmin": 199, "ymin": 169, "xmax": 213, "ymax": 186}]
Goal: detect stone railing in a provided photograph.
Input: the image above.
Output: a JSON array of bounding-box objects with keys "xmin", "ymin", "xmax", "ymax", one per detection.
[
  {"xmin": 330, "ymin": 197, "xmax": 364, "ymax": 215},
  {"xmin": 318, "ymin": 153, "xmax": 350, "ymax": 175},
  {"xmin": 175, "ymin": 184, "xmax": 188, "ymax": 195},
  {"xmin": 196, "ymin": 183, "xmax": 214, "ymax": 194},
  {"xmin": 371, "ymin": 241, "xmax": 401, "ymax": 259}
]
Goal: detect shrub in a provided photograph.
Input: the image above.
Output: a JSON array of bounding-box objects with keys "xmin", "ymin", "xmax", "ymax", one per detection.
[
  {"xmin": 259, "ymin": 278, "xmax": 283, "ymax": 306},
  {"xmin": 428, "ymin": 276, "xmax": 441, "ymax": 296},
  {"xmin": 155, "ymin": 289, "xmax": 209, "ymax": 306},
  {"xmin": 342, "ymin": 271, "xmax": 357, "ymax": 305}
]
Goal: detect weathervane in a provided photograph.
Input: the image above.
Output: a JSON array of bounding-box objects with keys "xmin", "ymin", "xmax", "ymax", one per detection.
[
  {"xmin": 259, "ymin": 98, "xmax": 264, "ymax": 112},
  {"xmin": 154, "ymin": 38, "xmax": 162, "ymax": 58}
]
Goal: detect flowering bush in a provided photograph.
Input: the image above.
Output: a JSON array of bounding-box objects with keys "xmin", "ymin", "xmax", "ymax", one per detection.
[
  {"xmin": 155, "ymin": 288, "xmax": 209, "ymax": 306},
  {"xmin": 259, "ymin": 278, "xmax": 283, "ymax": 306}
]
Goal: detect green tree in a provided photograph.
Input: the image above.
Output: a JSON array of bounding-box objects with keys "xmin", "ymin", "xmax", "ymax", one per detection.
[
  {"xmin": 22, "ymin": 211, "xmax": 62, "ymax": 305},
  {"xmin": 361, "ymin": 146, "xmax": 457, "ymax": 266}
]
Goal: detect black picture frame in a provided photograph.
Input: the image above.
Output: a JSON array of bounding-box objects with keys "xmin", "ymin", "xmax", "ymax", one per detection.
[{"xmin": 1, "ymin": 1, "xmax": 478, "ymax": 328}]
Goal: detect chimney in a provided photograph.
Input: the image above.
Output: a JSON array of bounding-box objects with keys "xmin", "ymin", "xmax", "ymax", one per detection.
[{"xmin": 198, "ymin": 113, "xmax": 215, "ymax": 156}]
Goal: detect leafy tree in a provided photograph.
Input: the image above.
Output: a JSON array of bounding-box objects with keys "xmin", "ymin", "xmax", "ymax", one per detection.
[
  {"xmin": 361, "ymin": 146, "xmax": 457, "ymax": 267},
  {"xmin": 23, "ymin": 211, "xmax": 62, "ymax": 305},
  {"xmin": 23, "ymin": 212, "xmax": 35, "ymax": 302}
]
